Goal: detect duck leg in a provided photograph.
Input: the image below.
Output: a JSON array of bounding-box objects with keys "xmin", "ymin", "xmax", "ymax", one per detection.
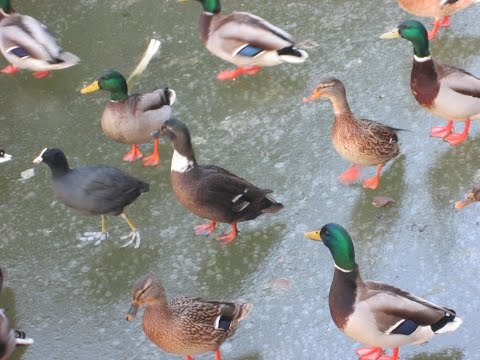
[
  {"xmin": 444, "ymin": 120, "xmax": 470, "ymax": 146},
  {"xmin": 122, "ymin": 145, "xmax": 143, "ymax": 162},
  {"xmin": 186, "ymin": 356, "xmax": 194, "ymax": 360},
  {"xmin": 356, "ymin": 347, "xmax": 383, "ymax": 360},
  {"xmin": 363, "ymin": 164, "xmax": 383, "ymax": 190},
  {"xmin": 142, "ymin": 138, "xmax": 160, "ymax": 167},
  {"xmin": 217, "ymin": 66, "xmax": 262, "ymax": 80},
  {"xmin": 378, "ymin": 348, "xmax": 399, "ymax": 360},
  {"xmin": 194, "ymin": 221, "xmax": 217, "ymax": 236},
  {"xmin": 79, "ymin": 215, "xmax": 108, "ymax": 245},
  {"xmin": 215, "ymin": 349, "xmax": 222, "ymax": 360},
  {"xmin": 215, "ymin": 222, "xmax": 238, "ymax": 244},
  {"xmin": 120, "ymin": 212, "xmax": 141, "ymax": 248},
  {"xmin": 0, "ymin": 64, "xmax": 20, "ymax": 74},
  {"xmin": 32, "ymin": 71, "xmax": 50, "ymax": 79},
  {"xmin": 430, "ymin": 120, "xmax": 453, "ymax": 138},
  {"xmin": 338, "ymin": 164, "xmax": 362, "ymax": 184},
  {"xmin": 428, "ymin": 16, "xmax": 450, "ymax": 40}
]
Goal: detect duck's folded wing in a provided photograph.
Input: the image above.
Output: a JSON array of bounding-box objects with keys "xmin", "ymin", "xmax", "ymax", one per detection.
[
  {"xmin": 198, "ymin": 165, "xmax": 270, "ymax": 211},
  {"xmin": 213, "ymin": 12, "xmax": 294, "ymax": 55},
  {"xmin": 363, "ymin": 281, "xmax": 451, "ymax": 334},
  {"xmin": 439, "ymin": 64, "xmax": 480, "ymax": 99}
]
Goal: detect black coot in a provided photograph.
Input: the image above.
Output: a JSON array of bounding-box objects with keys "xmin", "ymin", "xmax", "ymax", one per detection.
[{"xmin": 33, "ymin": 148, "xmax": 149, "ymax": 248}]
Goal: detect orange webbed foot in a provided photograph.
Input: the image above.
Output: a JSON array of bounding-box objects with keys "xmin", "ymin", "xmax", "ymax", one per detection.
[
  {"xmin": 356, "ymin": 347, "xmax": 383, "ymax": 360},
  {"xmin": 32, "ymin": 70, "xmax": 50, "ymax": 78},
  {"xmin": 142, "ymin": 138, "xmax": 160, "ymax": 167},
  {"xmin": 122, "ymin": 145, "xmax": 143, "ymax": 162},
  {"xmin": 444, "ymin": 120, "xmax": 470, "ymax": 146},
  {"xmin": 194, "ymin": 221, "xmax": 217, "ymax": 236},
  {"xmin": 430, "ymin": 121, "xmax": 453, "ymax": 138},
  {"xmin": 338, "ymin": 164, "xmax": 362, "ymax": 184},
  {"xmin": 215, "ymin": 223, "xmax": 238, "ymax": 244},
  {"xmin": 0, "ymin": 65, "xmax": 20, "ymax": 74},
  {"xmin": 216, "ymin": 66, "xmax": 261, "ymax": 80}
]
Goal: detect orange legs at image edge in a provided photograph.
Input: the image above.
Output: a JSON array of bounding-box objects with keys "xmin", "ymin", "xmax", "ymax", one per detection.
[
  {"xmin": 356, "ymin": 347, "xmax": 399, "ymax": 360},
  {"xmin": 217, "ymin": 66, "xmax": 262, "ymax": 80},
  {"xmin": 428, "ymin": 16, "xmax": 451, "ymax": 40},
  {"xmin": 0, "ymin": 65, "xmax": 49, "ymax": 78},
  {"xmin": 185, "ymin": 350, "xmax": 222, "ymax": 360}
]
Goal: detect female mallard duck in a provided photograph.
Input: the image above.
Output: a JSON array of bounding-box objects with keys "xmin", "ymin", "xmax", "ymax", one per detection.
[
  {"xmin": 33, "ymin": 148, "xmax": 149, "ymax": 248},
  {"xmin": 381, "ymin": 20, "xmax": 480, "ymax": 146},
  {"xmin": 81, "ymin": 70, "xmax": 175, "ymax": 167},
  {"xmin": 126, "ymin": 274, "xmax": 252, "ymax": 360},
  {"xmin": 305, "ymin": 223, "xmax": 462, "ymax": 360},
  {"xmin": 397, "ymin": 0, "xmax": 480, "ymax": 39},
  {"xmin": 303, "ymin": 78, "xmax": 401, "ymax": 190},
  {"xmin": 0, "ymin": 0, "xmax": 79, "ymax": 78},
  {"xmin": 0, "ymin": 267, "xmax": 34, "ymax": 360},
  {"xmin": 0, "ymin": 145, "xmax": 12, "ymax": 163},
  {"xmin": 160, "ymin": 118, "xmax": 283, "ymax": 244},
  {"xmin": 179, "ymin": 0, "xmax": 308, "ymax": 80}
]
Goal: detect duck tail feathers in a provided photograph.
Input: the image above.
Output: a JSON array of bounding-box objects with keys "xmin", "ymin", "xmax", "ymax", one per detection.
[
  {"xmin": 139, "ymin": 181, "xmax": 150, "ymax": 193},
  {"xmin": 431, "ymin": 309, "xmax": 463, "ymax": 334},
  {"xmin": 277, "ymin": 46, "xmax": 308, "ymax": 64},
  {"xmin": 237, "ymin": 303, "xmax": 253, "ymax": 322},
  {"xmin": 50, "ymin": 51, "xmax": 80, "ymax": 69},
  {"xmin": 261, "ymin": 196, "xmax": 284, "ymax": 213}
]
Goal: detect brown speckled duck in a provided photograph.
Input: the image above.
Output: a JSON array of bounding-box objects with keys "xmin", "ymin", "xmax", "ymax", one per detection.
[
  {"xmin": 397, "ymin": 0, "xmax": 480, "ymax": 39},
  {"xmin": 304, "ymin": 78, "xmax": 401, "ymax": 190},
  {"xmin": 0, "ymin": 0, "xmax": 79, "ymax": 78},
  {"xmin": 81, "ymin": 70, "xmax": 175, "ymax": 167},
  {"xmin": 160, "ymin": 118, "xmax": 283, "ymax": 244},
  {"xmin": 381, "ymin": 20, "xmax": 480, "ymax": 146},
  {"xmin": 305, "ymin": 224, "xmax": 462, "ymax": 360},
  {"xmin": 126, "ymin": 274, "xmax": 252, "ymax": 360},
  {"xmin": 179, "ymin": 0, "xmax": 308, "ymax": 80}
]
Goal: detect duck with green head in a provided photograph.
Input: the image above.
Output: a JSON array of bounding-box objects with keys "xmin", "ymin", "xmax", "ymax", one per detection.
[
  {"xmin": 381, "ymin": 20, "xmax": 480, "ymax": 146},
  {"xmin": 178, "ymin": 0, "xmax": 308, "ymax": 80},
  {"xmin": 305, "ymin": 223, "xmax": 462, "ymax": 360},
  {"xmin": 81, "ymin": 70, "xmax": 176, "ymax": 167},
  {"xmin": 397, "ymin": 0, "xmax": 480, "ymax": 40},
  {"xmin": 0, "ymin": 0, "xmax": 79, "ymax": 78}
]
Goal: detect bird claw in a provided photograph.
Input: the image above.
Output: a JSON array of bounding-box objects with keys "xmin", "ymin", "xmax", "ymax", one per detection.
[
  {"xmin": 121, "ymin": 230, "xmax": 141, "ymax": 248},
  {"xmin": 78, "ymin": 232, "xmax": 108, "ymax": 245}
]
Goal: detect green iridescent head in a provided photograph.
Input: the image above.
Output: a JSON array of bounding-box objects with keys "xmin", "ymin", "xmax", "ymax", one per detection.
[
  {"xmin": 305, "ymin": 223, "xmax": 356, "ymax": 271},
  {"xmin": 80, "ymin": 70, "xmax": 129, "ymax": 101},
  {"xmin": 380, "ymin": 20, "xmax": 430, "ymax": 58},
  {"xmin": 179, "ymin": 0, "xmax": 221, "ymax": 13},
  {"xmin": 0, "ymin": 0, "xmax": 12, "ymax": 13}
]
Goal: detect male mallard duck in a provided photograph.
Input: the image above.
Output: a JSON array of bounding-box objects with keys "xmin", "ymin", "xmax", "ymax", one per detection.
[
  {"xmin": 0, "ymin": 267, "xmax": 34, "ymax": 360},
  {"xmin": 455, "ymin": 184, "xmax": 480, "ymax": 208},
  {"xmin": 178, "ymin": 0, "xmax": 308, "ymax": 80},
  {"xmin": 33, "ymin": 148, "xmax": 149, "ymax": 248},
  {"xmin": 160, "ymin": 118, "xmax": 283, "ymax": 244},
  {"xmin": 0, "ymin": 145, "xmax": 12, "ymax": 163},
  {"xmin": 397, "ymin": 0, "xmax": 480, "ymax": 39},
  {"xmin": 381, "ymin": 20, "xmax": 480, "ymax": 146},
  {"xmin": 0, "ymin": 0, "xmax": 79, "ymax": 78},
  {"xmin": 126, "ymin": 274, "xmax": 252, "ymax": 360},
  {"xmin": 305, "ymin": 223, "xmax": 462, "ymax": 360},
  {"xmin": 303, "ymin": 78, "xmax": 401, "ymax": 190},
  {"xmin": 81, "ymin": 70, "xmax": 175, "ymax": 167}
]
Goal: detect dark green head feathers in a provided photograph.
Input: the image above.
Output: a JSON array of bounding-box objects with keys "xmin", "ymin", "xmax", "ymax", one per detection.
[
  {"xmin": 0, "ymin": 0, "xmax": 12, "ymax": 13},
  {"xmin": 81, "ymin": 70, "xmax": 129, "ymax": 101},
  {"xmin": 196, "ymin": 0, "xmax": 221, "ymax": 13},
  {"xmin": 305, "ymin": 223, "xmax": 357, "ymax": 271},
  {"xmin": 381, "ymin": 20, "xmax": 430, "ymax": 58}
]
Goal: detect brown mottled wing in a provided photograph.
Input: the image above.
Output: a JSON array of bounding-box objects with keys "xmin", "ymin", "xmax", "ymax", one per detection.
[
  {"xmin": 357, "ymin": 118, "xmax": 399, "ymax": 144},
  {"xmin": 212, "ymin": 12, "xmax": 293, "ymax": 53},
  {"xmin": 362, "ymin": 281, "xmax": 451, "ymax": 332}
]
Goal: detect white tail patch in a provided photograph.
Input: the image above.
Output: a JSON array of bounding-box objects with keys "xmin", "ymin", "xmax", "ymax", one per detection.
[
  {"xmin": 168, "ymin": 89, "xmax": 177, "ymax": 106},
  {"xmin": 279, "ymin": 49, "xmax": 309, "ymax": 64},
  {"xmin": 171, "ymin": 150, "xmax": 193, "ymax": 173},
  {"xmin": 435, "ymin": 316, "xmax": 463, "ymax": 334},
  {"xmin": 33, "ymin": 148, "xmax": 48, "ymax": 164}
]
